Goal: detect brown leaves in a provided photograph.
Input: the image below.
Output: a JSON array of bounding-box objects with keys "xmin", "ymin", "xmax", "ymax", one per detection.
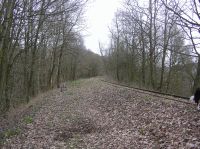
[{"xmin": 2, "ymin": 78, "xmax": 200, "ymax": 148}]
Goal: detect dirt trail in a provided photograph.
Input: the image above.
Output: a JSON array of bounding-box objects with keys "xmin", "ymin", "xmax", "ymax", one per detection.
[{"xmin": 1, "ymin": 78, "xmax": 200, "ymax": 149}]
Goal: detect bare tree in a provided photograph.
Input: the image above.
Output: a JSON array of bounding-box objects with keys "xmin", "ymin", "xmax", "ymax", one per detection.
[
  {"xmin": 162, "ymin": 0, "xmax": 200, "ymax": 91},
  {"xmin": 104, "ymin": 0, "xmax": 194, "ymax": 97},
  {"xmin": 0, "ymin": 0, "xmax": 92, "ymax": 113}
]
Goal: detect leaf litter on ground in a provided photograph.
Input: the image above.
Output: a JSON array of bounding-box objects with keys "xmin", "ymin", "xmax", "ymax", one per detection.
[{"xmin": 1, "ymin": 77, "xmax": 200, "ymax": 148}]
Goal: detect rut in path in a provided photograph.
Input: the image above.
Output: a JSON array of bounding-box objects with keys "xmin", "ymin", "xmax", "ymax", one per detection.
[{"xmin": 2, "ymin": 78, "xmax": 200, "ymax": 149}]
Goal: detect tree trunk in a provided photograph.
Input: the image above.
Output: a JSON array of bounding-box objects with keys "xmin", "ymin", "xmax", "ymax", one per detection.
[
  {"xmin": 159, "ymin": 2, "xmax": 168, "ymax": 91},
  {"xmin": 48, "ymin": 49, "xmax": 57, "ymax": 88},
  {"xmin": 166, "ymin": 51, "xmax": 173, "ymax": 93},
  {"xmin": 27, "ymin": 0, "xmax": 45, "ymax": 102},
  {"xmin": 57, "ymin": 44, "xmax": 64, "ymax": 88},
  {"xmin": 149, "ymin": 0, "xmax": 154, "ymax": 88},
  {"xmin": 193, "ymin": 55, "xmax": 200, "ymax": 92},
  {"xmin": 0, "ymin": 0, "xmax": 14, "ymax": 111},
  {"xmin": 140, "ymin": 23, "xmax": 146, "ymax": 85}
]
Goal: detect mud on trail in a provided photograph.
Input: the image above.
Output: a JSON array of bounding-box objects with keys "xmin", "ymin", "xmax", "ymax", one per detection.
[{"xmin": 1, "ymin": 78, "xmax": 200, "ymax": 148}]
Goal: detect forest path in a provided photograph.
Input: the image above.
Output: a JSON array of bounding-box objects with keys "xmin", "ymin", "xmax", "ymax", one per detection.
[{"xmin": 2, "ymin": 77, "xmax": 200, "ymax": 148}]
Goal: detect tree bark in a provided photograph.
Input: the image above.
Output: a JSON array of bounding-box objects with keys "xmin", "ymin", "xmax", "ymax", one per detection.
[
  {"xmin": 149, "ymin": 0, "xmax": 154, "ymax": 88},
  {"xmin": 193, "ymin": 55, "xmax": 200, "ymax": 92}
]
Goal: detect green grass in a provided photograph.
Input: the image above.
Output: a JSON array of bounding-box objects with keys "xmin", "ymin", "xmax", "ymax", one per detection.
[
  {"xmin": 23, "ymin": 116, "xmax": 33, "ymax": 124},
  {"xmin": 139, "ymin": 128, "xmax": 145, "ymax": 135},
  {"xmin": 144, "ymin": 95, "xmax": 152, "ymax": 100},
  {"xmin": 68, "ymin": 92, "xmax": 73, "ymax": 95},
  {"xmin": 70, "ymin": 80, "xmax": 82, "ymax": 86},
  {"xmin": 66, "ymin": 134, "xmax": 84, "ymax": 149},
  {"xmin": 3, "ymin": 128, "xmax": 20, "ymax": 139}
]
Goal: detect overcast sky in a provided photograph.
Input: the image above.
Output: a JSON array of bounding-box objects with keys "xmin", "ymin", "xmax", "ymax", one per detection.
[{"xmin": 83, "ymin": 0, "xmax": 122, "ymax": 54}]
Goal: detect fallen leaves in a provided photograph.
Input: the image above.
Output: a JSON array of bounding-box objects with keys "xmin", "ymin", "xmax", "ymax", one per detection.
[{"xmin": 1, "ymin": 78, "xmax": 200, "ymax": 148}]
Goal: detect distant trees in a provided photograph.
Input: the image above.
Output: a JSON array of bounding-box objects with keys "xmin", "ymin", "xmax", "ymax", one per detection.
[
  {"xmin": 162, "ymin": 0, "xmax": 200, "ymax": 91},
  {"xmin": 0, "ymin": 0, "xmax": 102, "ymax": 113},
  {"xmin": 103, "ymin": 0, "xmax": 196, "ymax": 96}
]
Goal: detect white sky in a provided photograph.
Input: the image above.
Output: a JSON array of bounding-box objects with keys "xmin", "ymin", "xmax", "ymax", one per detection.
[
  {"xmin": 83, "ymin": 0, "xmax": 122, "ymax": 54},
  {"xmin": 83, "ymin": 0, "xmax": 200, "ymax": 55}
]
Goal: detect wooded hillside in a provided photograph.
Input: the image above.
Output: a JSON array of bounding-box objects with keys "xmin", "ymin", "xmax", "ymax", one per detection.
[
  {"xmin": 101, "ymin": 0, "xmax": 200, "ymax": 97},
  {"xmin": 1, "ymin": 0, "xmax": 200, "ymax": 114},
  {"xmin": 0, "ymin": 0, "xmax": 103, "ymax": 113}
]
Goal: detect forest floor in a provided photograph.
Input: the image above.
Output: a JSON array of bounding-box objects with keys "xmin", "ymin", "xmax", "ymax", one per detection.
[{"xmin": 1, "ymin": 77, "xmax": 200, "ymax": 149}]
